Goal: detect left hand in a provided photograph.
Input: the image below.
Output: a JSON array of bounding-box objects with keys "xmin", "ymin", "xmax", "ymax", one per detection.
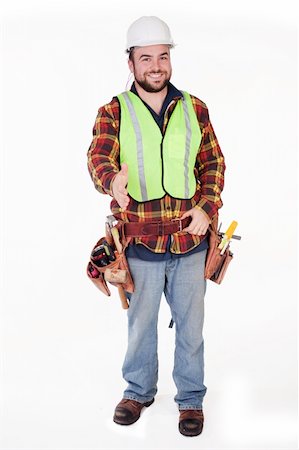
[{"xmin": 180, "ymin": 208, "xmax": 210, "ymax": 236}]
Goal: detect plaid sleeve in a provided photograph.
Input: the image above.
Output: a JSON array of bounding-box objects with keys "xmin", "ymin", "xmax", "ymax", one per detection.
[
  {"xmin": 191, "ymin": 96, "xmax": 226, "ymax": 220},
  {"xmin": 87, "ymin": 98, "xmax": 120, "ymax": 196}
]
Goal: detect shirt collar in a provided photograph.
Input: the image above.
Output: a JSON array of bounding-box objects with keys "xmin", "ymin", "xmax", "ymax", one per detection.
[
  {"xmin": 130, "ymin": 82, "xmax": 183, "ymax": 120},
  {"xmin": 130, "ymin": 81, "xmax": 183, "ymax": 102}
]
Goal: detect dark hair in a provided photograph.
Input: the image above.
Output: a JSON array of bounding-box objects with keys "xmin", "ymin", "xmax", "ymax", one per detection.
[{"xmin": 128, "ymin": 48, "xmax": 135, "ymax": 61}]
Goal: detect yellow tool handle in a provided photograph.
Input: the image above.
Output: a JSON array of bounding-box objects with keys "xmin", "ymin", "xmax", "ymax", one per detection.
[
  {"xmin": 224, "ymin": 220, "xmax": 238, "ymax": 240},
  {"xmin": 111, "ymin": 227, "xmax": 123, "ymax": 254}
]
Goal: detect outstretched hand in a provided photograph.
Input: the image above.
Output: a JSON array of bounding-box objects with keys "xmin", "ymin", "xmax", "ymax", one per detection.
[
  {"xmin": 180, "ymin": 208, "xmax": 210, "ymax": 236},
  {"xmin": 112, "ymin": 163, "xmax": 130, "ymax": 210}
]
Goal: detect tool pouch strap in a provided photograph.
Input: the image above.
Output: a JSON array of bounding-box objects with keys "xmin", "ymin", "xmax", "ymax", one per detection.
[
  {"xmin": 87, "ymin": 221, "xmax": 135, "ymax": 296},
  {"xmin": 204, "ymin": 215, "xmax": 233, "ymax": 284},
  {"xmin": 110, "ymin": 220, "xmax": 135, "ymax": 293}
]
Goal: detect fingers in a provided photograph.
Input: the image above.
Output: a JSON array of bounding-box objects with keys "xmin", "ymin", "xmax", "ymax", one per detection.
[
  {"xmin": 183, "ymin": 224, "xmax": 208, "ymax": 236},
  {"xmin": 117, "ymin": 167, "xmax": 129, "ymax": 192},
  {"xmin": 111, "ymin": 181, "xmax": 129, "ymax": 210},
  {"xmin": 183, "ymin": 218, "xmax": 209, "ymax": 236},
  {"xmin": 179, "ymin": 210, "xmax": 191, "ymax": 220},
  {"xmin": 119, "ymin": 187, "xmax": 128, "ymax": 195},
  {"xmin": 119, "ymin": 163, "xmax": 129, "ymax": 187},
  {"xmin": 118, "ymin": 200, "xmax": 129, "ymax": 211},
  {"xmin": 117, "ymin": 192, "xmax": 130, "ymax": 210},
  {"xmin": 112, "ymin": 164, "xmax": 129, "ymax": 204},
  {"xmin": 180, "ymin": 208, "xmax": 210, "ymax": 235},
  {"xmin": 120, "ymin": 162, "xmax": 128, "ymax": 175}
]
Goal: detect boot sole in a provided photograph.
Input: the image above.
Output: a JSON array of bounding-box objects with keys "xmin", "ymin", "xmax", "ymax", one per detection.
[
  {"xmin": 179, "ymin": 421, "xmax": 203, "ymax": 436},
  {"xmin": 113, "ymin": 398, "xmax": 154, "ymax": 425}
]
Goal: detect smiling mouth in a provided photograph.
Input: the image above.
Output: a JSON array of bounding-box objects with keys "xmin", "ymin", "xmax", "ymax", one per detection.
[{"xmin": 147, "ymin": 73, "xmax": 164, "ymax": 80}]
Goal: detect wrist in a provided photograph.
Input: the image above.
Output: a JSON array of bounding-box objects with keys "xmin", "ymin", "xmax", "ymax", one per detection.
[{"xmin": 194, "ymin": 205, "xmax": 211, "ymax": 223}]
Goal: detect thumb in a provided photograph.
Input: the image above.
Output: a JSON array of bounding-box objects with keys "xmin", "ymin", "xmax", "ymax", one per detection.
[
  {"xmin": 120, "ymin": 163, "xmax": 128, "ymax": 177},
  {"xmin": 180, "ymin": 210, "xmax": 193, "ymax": 220}
]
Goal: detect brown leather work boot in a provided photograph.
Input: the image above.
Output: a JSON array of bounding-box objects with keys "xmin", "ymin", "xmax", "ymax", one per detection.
[
  {"xmin": 113, "ymin": 398, "xmax": 155, "ymax": 425},
  {"xmin": 179, "ymin": 409, "xmax": 204, "ymax": 436}
]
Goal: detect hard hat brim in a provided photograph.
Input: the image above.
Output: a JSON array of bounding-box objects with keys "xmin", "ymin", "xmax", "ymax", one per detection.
[{"xmin": 125, "ymin": 41, "xmax": 176, "ymax": 53}]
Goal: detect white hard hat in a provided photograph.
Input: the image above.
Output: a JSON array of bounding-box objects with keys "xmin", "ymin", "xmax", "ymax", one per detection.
[{"xmin": 126, "ymin": 16, "xmax": 175, "ymax": 53}]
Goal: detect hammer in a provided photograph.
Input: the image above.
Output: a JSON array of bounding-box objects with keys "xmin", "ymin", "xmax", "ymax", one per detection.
[{"xmin": 105, "ymin": 216, "xmax": 129, "ymax": 310}]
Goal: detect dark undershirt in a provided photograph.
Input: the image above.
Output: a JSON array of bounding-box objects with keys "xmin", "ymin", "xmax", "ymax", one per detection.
[{"xmin": 125, "ymin": 82, "xmax": 208, "ymax": 261}]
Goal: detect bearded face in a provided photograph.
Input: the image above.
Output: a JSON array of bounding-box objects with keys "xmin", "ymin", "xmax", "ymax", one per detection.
[{"xmin": 128, "ymin": 45, "xmax": 172, "ymax": 93}]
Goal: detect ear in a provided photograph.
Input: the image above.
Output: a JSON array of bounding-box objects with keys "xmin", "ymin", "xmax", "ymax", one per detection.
[{"xmin": 128, "ymin": 59, "xmax": 134, "ymax": 73}]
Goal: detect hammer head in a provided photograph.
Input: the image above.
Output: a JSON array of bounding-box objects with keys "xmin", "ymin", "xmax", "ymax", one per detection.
[{"xmin": 106, "ymin": 215, "xmax": 117, "ymax": 228}]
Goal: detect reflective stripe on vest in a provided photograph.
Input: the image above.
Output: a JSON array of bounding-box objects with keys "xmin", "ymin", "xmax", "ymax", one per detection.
[{"xmin": 117, "ymin": 91, "xmax": 202, "ymax": 202}]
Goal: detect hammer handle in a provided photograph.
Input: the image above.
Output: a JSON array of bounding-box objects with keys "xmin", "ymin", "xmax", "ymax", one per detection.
[
  {"xmin": 105, "ymin": 222, "xmax": 113, "ymax": 246},
  {"xmin": 118, "ymin": 286, "xmax": 129, "ymax": 309},
  {"xmin": 107, "ymin": 225, "xmax": 129, "ymax": 309},
  {"xmin": 111, "ymin": 227, "xmax": 123, "ymax": 254}
]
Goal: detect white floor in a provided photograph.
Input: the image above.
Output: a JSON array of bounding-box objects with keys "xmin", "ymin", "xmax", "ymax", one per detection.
[
  {"xmin": 1, "ymin": 270, "xmax": 297, "ymax": 450},
  {"xmin": 1, "ymin": 375, "xmax": 297, "ymax": 450}
]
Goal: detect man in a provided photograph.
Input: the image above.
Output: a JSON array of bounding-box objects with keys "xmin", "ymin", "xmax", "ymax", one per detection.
[{"xmin": 87, "ymin": 16, "xmax": 225, "ymax": 437}]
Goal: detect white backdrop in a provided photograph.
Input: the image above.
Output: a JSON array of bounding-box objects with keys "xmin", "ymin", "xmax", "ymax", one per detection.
[{"xmin": 1, "ymin": 0, "xmax": 298, "ymax": 449}]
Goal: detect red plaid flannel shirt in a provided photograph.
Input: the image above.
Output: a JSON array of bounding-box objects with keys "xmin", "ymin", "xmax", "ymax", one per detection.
[{"xmin": 87, "ymin": 90, "xmax": 225, "ymax": 254}]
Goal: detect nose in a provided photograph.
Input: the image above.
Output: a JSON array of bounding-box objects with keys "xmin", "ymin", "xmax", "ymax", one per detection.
[{"xmin": 151, "ymin": 58, "xmax": 162, "ymax": 72}]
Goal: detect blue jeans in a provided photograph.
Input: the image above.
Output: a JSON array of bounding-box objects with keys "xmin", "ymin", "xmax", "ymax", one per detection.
[{"xmin": 122, "ymin": 250, "xmax": 207, "ymax": 410}]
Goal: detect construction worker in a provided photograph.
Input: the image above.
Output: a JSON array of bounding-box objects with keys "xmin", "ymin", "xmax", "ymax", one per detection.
[{"xmin": 87, "ymin": 16, "xmax": 225, "ymax": 437}]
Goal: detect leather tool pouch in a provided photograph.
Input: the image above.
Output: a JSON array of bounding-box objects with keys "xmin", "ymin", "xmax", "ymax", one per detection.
[
  {"xmin": 205, "ymin": 217, "xmax": 233, "ymax": 284},
  {"xmin": 87, "ymin": 223, "xmax": 134, "ymax": 296}
]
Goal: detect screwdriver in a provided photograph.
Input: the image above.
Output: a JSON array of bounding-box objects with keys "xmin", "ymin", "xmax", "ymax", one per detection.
[{"xmin": 218, "ymin": 221, "xmax": 238, "ymax": 254}]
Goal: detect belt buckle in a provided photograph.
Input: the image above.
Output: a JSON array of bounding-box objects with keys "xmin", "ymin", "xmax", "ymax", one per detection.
[{"xmin": 171, "ymin": 218, "xmax": 183, "ymax": 233}]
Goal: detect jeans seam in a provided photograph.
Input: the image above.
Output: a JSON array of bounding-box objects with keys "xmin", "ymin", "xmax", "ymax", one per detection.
[
  {"xmin": 123, "ymin": 395, "xmax": 153, "ymax": 403},
  {"xmin": 179, "ymin": 405, "xmax": 203, "ymax": 410}
]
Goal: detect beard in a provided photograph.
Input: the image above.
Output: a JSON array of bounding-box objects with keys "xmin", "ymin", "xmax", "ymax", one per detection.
[{"xmin": 134, "ymin": 71, "xmax": 171, "ymax": 93}]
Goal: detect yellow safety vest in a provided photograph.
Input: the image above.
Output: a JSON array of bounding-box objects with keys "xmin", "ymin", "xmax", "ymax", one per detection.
[{"xmin": 117, "ymin": 91, "xmax": 202, "ymax": 202}]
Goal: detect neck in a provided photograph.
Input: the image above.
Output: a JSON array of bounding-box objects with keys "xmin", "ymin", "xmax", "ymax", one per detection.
[{"xmin": 134, "ymin": 82, "xmax": 168, "ymax": 115}]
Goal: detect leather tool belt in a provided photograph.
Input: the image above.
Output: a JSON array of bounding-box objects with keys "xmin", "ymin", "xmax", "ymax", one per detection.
[
  {"xmin": 123, "ymin": 217, "xmax": 192, "ymax": 237},
  {"xmin": 87, "ymin": 217, "xmax": 192, "ymax": 304},
  {"xmin": 87, "ymin": 212, "xmax": 239, "ymax": 310}
]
